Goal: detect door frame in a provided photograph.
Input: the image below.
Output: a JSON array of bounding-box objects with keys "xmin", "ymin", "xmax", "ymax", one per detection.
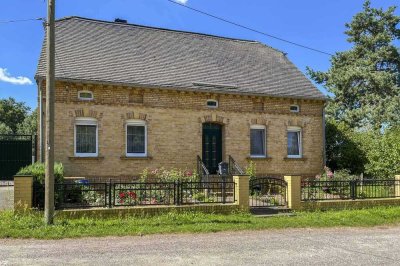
[{"xmin": 202, "ymin": 123, "xmax": 224, "ymax": 174}]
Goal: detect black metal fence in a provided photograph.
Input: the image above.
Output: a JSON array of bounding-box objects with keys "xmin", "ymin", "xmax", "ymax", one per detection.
[
  {"xmin": 301, "ymin": 179, "xmax": 400, "ymax": 201},
  {"xmin": 32, "ymin": 180, "xmax": 236, "ymax": 209},
  {"xmin": 250, "ymin": 177, "xmax": 287, "ymax": 207}
]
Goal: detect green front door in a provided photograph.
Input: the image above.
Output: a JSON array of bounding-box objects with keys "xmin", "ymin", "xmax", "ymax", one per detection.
[{"xmin": 202, "ymin": 123, "xmax": 222, "ymax": 174}]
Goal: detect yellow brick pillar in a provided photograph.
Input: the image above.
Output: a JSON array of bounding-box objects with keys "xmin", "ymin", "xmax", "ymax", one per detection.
[
  {"xmin": 395, "ymin": 175, "xmax": 400, "ymax": 197},
  {"xmin": 14, "ymin": 175, "xmax": 33, "ymax": 210},
  {"xmin": 284, "ymin": 176, "xmax": 301, "ymax": 210},
  {"xmin": 233, "ymin": 175, "xmax": 250, "ymax": 212}
]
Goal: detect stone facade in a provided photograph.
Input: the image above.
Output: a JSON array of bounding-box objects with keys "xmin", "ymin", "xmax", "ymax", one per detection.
[{"xmin": 38, "ymin": 81, "xmax": 325, "ymax": 179}]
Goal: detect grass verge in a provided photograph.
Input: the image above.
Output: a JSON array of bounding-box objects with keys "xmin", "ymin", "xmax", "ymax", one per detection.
[{"xmin": 1, "ymin": 206, "xmax": 400, "ymax": 239}]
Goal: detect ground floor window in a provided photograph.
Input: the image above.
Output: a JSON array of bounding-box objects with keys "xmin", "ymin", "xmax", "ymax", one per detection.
[
  {"xmin": 75, "ymin": 118, "xmax": 98, "ymax": 157},
  {"xmin": 250, "ymin": 125, "xmax": 266, "ymax": 157},
  {"xmin": 287, "ymin": 127, "xmax": 302, "ymax": 158},
  {"xmin": 126, "ymin": 120, "xmax": 147, "ymax": 157}
]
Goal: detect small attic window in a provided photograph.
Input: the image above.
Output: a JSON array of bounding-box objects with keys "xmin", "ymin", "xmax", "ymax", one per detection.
[
  {"xmin": 290, "ymin": 105, "xmax": 299, "ymax": 113},
  {"xmin": 78, "ymin": 91, "xmax": 93, "ymax": 101},
  {"xmin": 206, "ymin": 99, "xmax": 218, "ymax": 108}
]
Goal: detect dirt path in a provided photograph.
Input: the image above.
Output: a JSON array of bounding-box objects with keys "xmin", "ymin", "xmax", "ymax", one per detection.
[{"xmin": 1, "ymin": 226, "xmax": 400, "ymax": 265}]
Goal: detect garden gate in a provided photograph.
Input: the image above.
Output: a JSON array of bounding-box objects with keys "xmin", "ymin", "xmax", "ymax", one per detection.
[
  {"xmin": 0, "ymin": 134, "xmax": 36, "ymax": 180},
  {"xmin": 249, "ymin": 177, "xmax": 288, "ymax": 209}
]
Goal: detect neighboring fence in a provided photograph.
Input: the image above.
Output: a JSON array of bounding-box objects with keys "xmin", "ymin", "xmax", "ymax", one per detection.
[
  {"xmin": 0, "ymin": 134, "xmax": 36, "ymax": 180},
  {"xmin": 32, "ymin": 180, "xmax": 236, "ymax": 209},
  {"xmin": 249, "ymin": 177, "xmax": 287, "ymax": 207},
  {"xmin": 301, "ymin": 179, "xmax": 400, "ymax": 201}
]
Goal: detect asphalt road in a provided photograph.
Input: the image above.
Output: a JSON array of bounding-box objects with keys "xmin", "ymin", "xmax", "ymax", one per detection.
[
  {"xmin": 1, "ymin": 226, "xmax": 400, "ymax": 265},
  {"xmin": 0, "ymin": 186, "xmax": 13, "ymax": 210}
]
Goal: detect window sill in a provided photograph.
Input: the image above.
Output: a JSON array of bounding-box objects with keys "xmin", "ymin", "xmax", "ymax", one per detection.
[
  {"xmin": 68, "ymin": 156, "xmax": 104, "ymax": 161},
  {"xmin": 246, "ymin": 156, "xmax": 272, "ymax": 161},
  {"xmin": 284, "ymin": 157, "xmax": 307, "ymax": 161},
  {"xmin": 120, "ymin": 156, "xmax": 153, "ymax": 160}
]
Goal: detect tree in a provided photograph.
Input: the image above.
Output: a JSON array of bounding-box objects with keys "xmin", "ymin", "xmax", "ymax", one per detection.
[
  {"xmin": 308, "ymin": 1, "xmax": 400, "ymax": 130},
  {"xmin": 0, "ymin": 97, "xmax": 36, "ymax": 134}
]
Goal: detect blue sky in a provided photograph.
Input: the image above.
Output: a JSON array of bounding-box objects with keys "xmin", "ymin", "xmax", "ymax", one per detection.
[{"xmin": 0, "ymin": 0, "xmax": 399, "ymax": 110}]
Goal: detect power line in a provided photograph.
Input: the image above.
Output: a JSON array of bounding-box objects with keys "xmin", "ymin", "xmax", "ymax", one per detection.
[
  {"xmin": 167, "ymin": 0, "xmax": 334, "ymax": 56},
  {"xmin": 0, "ymin": 18, "xmax": 44, "ymax": 24}
]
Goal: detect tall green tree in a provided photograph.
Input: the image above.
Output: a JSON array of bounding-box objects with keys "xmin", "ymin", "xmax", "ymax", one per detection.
[
  {"xmin": 0, "ymin": 97, "xmax": 35, "ymax": 134},
  {"xmin": 308, "ymin": 0, "xmax": 400, "ymax": 130}
]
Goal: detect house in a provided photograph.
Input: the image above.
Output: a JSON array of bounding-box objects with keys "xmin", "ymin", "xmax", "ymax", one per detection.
[{"xmin": 35, "ymin": 16, "xmax": 326, "ymax": 181}]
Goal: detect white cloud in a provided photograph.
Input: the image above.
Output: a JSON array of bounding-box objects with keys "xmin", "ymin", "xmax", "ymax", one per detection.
[
  {"xmin": 0, "ymin": 68, "xmax": 32, "ymax": 85},
  {"xmin": 175, "ymin": 0, "xmax": 188, "ymax": 4}
]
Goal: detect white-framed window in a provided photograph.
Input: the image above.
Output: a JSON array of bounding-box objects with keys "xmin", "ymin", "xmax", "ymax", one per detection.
[
  {"xmin": 74, "ymin": 118, "xmax": 98, "ymax": 157},
  {"xmin": 206, "ymin": 99, "xmax": 218, "ymax": 108},
  {"xmin": 78, "ymin": 90, "xmax": 94, "ymax": 101},
  {"xmin": 287, "ymin": 126, "xmax": 302, "ymax": 158},
  {"xmin": 250, "ymin": 125, "xmax": 266, "ymax": 158},
  {"xmin": 126, "ymin": 120, "xmax": 147, "ymax": 157},
  {"xmin": 290, "ymin": 105, "xmax": 299, "ymax": 113}
]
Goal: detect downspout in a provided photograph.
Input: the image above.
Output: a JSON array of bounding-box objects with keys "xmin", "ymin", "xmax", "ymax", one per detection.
[{"xmin": 38, "ymin": 79, "xmax": 45, "ymax": 163}]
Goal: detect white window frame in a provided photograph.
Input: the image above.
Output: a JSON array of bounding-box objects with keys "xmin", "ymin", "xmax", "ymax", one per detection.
[
  {"xmin": 287, "ymin": 126, "xmax": 302, "ymax": 158},
  {"xmin": 126, "ymin": 119, "xmax": 147, "ymax": 157},
  {"xmin": 290, "ymin": 105, "xmax": 300, "ymax": 113},
  {"xmin": 250, "ymin": 125, "xmax": 267, "ymax": 158},
  {"xmin": 78, "ymin": 90, "xmax": 94, "ymax": 101},
  {"xmin": 74, "ymin": 117, "xmax": 98, "ymax": 157},
  {"xmin": 206, "ymin": 99, "xmax": 218, "ymax": 108}
]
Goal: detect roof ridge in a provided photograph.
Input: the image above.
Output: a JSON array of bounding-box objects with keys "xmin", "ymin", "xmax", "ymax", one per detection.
[{"xmin": 56, "ymin": 16, "xmax": 262, "ymax": 44}]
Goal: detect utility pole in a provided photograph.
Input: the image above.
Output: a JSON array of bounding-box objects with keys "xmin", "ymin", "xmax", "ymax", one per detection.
[{"xmin": 45, "ymin": 0, "xmax": 55, "ymax": 225}]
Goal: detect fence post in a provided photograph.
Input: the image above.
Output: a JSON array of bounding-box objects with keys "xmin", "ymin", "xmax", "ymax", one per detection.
[
  {"xmin": 233, "ymin": 175, "xmax": 249, "ymax": 211},
  {"xmin": 284, "ymin": 176, "xmax": 301, "ymax": 210},
  {"xmin": 350, "ymin": 180, "xmax": 356, "ymax": 200},
  {"xmin": 14, "ymin": 175, "xmax": 33, "ymax": 210},
  {"xmin": 108, "ymin": 179, "xmax": 112, "ymax": 208},
  {"xmin": 395, "ymin": 175, "xmax": 400, "ymax": 197}
]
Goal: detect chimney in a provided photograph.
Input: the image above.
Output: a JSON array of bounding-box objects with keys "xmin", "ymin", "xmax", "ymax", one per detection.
[{"xmin": 114, "ymin": 18, "xmax": 127, "ymax": 24}]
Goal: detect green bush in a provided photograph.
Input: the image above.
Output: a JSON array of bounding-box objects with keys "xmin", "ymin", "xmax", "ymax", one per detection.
[{"xmin": 17, "ymin": 162, "xmax": 64, "ymax": 184}]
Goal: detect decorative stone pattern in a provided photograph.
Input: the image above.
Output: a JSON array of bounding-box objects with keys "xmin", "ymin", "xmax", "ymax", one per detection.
[{"xmin": 39, "ymin": 81, "xmax": 325, "ymax": 178}]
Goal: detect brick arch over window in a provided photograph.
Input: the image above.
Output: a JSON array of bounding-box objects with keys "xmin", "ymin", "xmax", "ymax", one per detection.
[
  {"xmin": 70, "ymin": 108, "xmax": 103, "ymax": 120},
  {"xmin": 120, "ymin": 112, "xmax": 148, "ymax": 121},
  {"xmin": 249, "ymin": 118, "xmax": 272, "ymax": 126},
  {"xmin": 284, "ymin": 117, "xmax": 311, "ymax": 128},
  {"xmin": 199, "ymin": 114, "xmax": 229, "ymax": 125}
]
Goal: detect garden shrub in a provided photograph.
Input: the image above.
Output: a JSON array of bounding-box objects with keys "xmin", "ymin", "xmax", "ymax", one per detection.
[
  {"xmin": 17, "ymin": 162, "xmax": 64, "ymax": 208},
  {"xmin": 139, "ymin": 167, "xmax": 199, "ymax": 182}
]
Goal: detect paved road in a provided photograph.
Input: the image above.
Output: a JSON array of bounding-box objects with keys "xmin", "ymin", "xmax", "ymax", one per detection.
[
  {"xmin": 0, "ymin": 186, "xmax": 13, "ymax": 210},
  {"xmin": 1, "ymin": 227, "xmax": 400, "ymax": 265}
]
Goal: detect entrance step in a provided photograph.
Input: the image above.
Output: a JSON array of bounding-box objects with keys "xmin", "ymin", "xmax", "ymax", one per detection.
[{"xmin": 250, "ymin": 207, "xmax": 292, "ymax": 216}]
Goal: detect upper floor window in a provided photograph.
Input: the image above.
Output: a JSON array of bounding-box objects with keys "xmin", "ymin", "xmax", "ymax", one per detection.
[
  {"xmin": 206, "ymin": 99, "xmax": 218, "ymax": 108},
  {"xmin": 126, "ymin": 120, "xmax": 147, "ymax": 157},
  {"xmin": 250, "ymin": 125, "xmax": 266, "ymax": 157},
  {"xmin": 290, "ymin": 105, "xmax": 299, "ymax": 113},
  {"xmin": 287, "ymin": 126, "xmax": 302, "ymax": 158},
  {"xmin": 78, "ymin": 90, "xmax": 93, "ymax": 101},
  {"xmin": 74, "ymin": 118, "xmax": 98, "ymax": 157}
]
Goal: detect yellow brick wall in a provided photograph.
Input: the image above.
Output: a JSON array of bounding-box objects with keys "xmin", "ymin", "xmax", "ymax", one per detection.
[
  {"xmin": 40, "ymin": 81, "xmax": 325, "ymax": 179},
  {"xmin": 14, "ymin": 175, "xmax": 33, "ymax": 210}
]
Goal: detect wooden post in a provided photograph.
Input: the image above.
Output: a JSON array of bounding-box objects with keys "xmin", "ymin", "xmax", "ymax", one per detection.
[{"xmin": 45, "ymin": 0, "xmax": 56, "ymax": 225}]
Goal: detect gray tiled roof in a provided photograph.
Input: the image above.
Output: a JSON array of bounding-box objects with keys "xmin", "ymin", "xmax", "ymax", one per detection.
[{"xmin": 36, "ymin": 16, "xmax": 326, "ymax": 100}]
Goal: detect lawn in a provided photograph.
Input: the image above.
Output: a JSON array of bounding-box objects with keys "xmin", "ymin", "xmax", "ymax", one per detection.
[{"xmin": 1, "ymin": 206, "xmax": 400, "ymax": 239}]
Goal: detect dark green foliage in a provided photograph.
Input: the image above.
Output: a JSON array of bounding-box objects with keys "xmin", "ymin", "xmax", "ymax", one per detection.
[
  {"xmin": 17, "ymin": 162, "xmax": 64, "ymax": 184},
  {"xmin": 0, "ymin": 97, "xmax": 37, "ymax": 134},
  {"xmin": 308, "ymin": 1, "xmax": 400, "ymax": 130},
  {"xmin": 325, "ymin": 120, "xmax": 368, "ymax": 174}
]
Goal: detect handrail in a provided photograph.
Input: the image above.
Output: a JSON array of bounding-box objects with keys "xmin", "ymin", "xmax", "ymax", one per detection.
[
  {"xmin": 197, "ymin": 155, "xmax": 210, "ymax": 178},
  {"xmin": 228, "ymin": 155, "xmax": 244, "ymax": 175}
]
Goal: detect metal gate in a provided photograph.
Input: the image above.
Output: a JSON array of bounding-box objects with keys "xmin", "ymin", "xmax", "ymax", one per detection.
[
  {"xmin": 0, "ymin": 135, "xmax": 35, "ymax": 180},
  {"xmin": 250, "ymin": 177, "xmax": 287, "ymax": 208}
]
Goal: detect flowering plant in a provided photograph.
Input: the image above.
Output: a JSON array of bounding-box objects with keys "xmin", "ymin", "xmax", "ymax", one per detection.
[{"xmin": 140, "ymin": 167, "xmax": 199, "ymax": 182}]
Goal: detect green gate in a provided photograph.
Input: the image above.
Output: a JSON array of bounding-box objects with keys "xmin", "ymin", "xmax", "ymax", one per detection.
[{"xmin": 0, "ymin": 135, "xmax": 35, "ymax": 180}]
